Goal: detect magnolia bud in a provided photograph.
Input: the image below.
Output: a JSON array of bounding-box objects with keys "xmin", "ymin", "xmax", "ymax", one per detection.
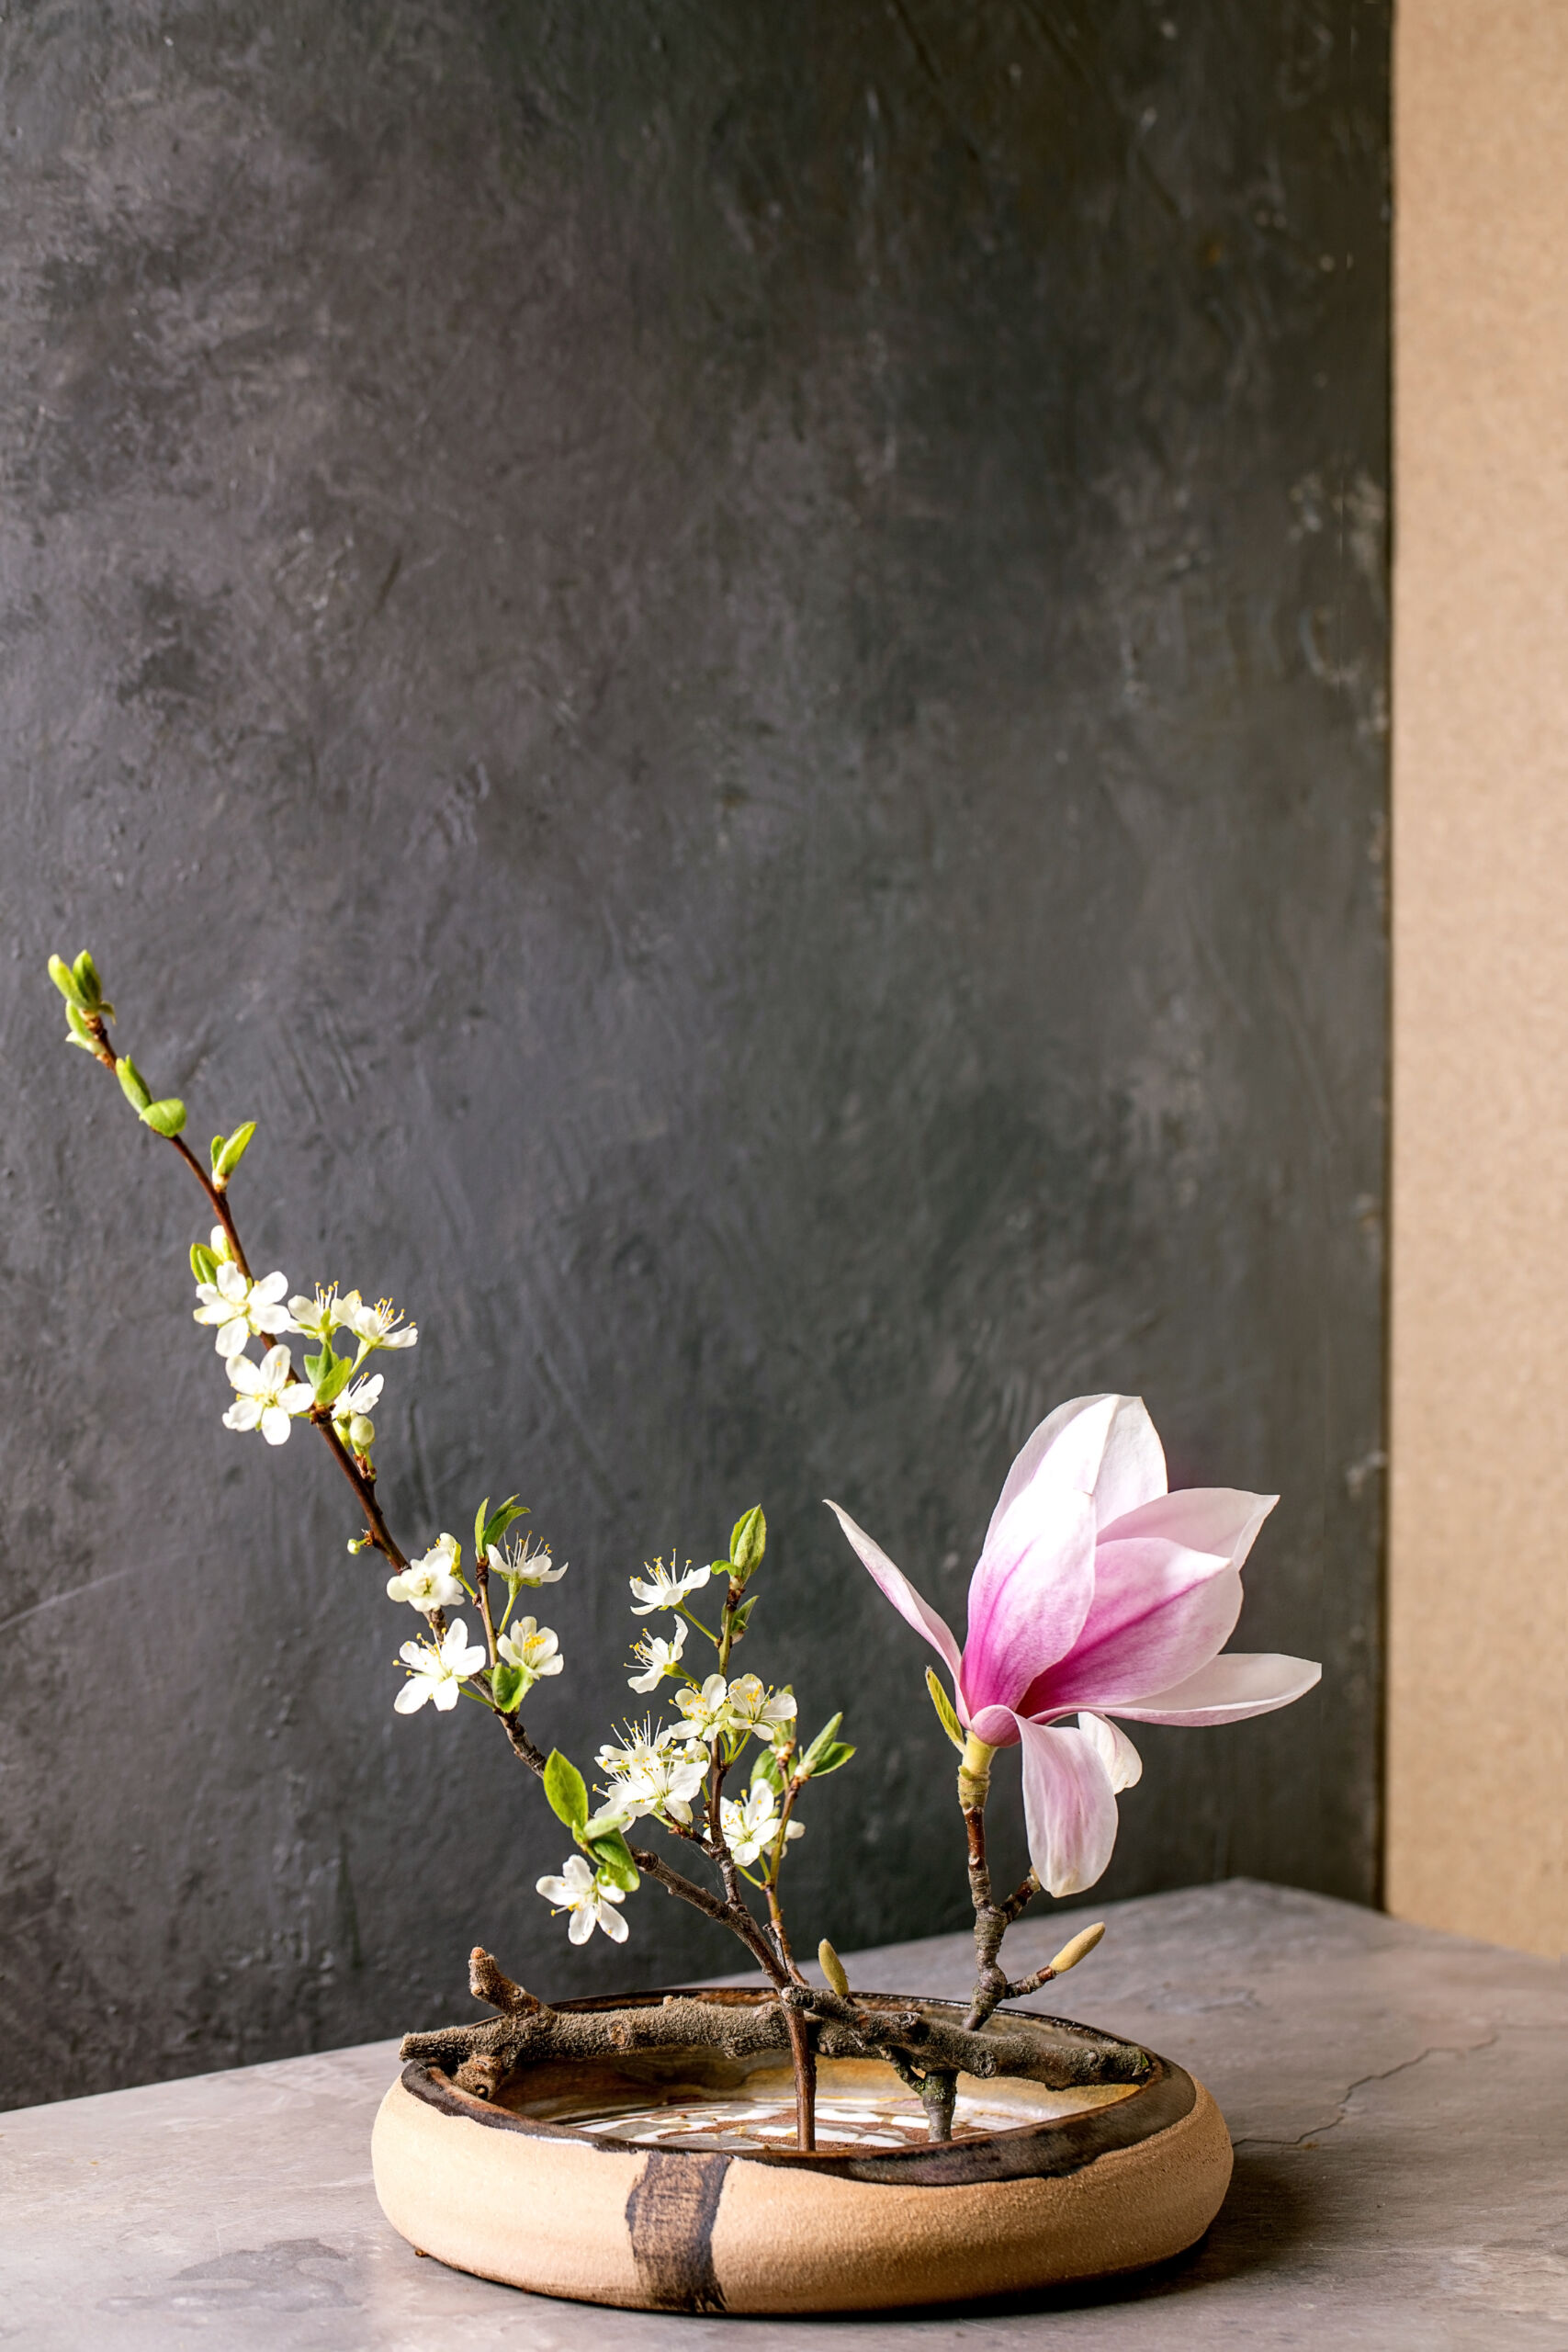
[
  {"xmin": 818, "ymin": 1939, "xmax": 851, "ymax": 1999},
  {"xmin": 1046, "ymin": 1922, "xmax": 1106, "ymax": 1977}
]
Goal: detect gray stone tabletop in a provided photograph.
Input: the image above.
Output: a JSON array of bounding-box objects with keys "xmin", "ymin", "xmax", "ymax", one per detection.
[{"xmin": 2, "ymin": 1879, "xmax": 1565, "ymax": 2349}]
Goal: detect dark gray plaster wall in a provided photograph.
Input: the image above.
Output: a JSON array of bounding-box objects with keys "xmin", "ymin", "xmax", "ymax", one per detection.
[{"xmin": 0, "ymin": 0, "xmax": 1389, "ymax": 2108}]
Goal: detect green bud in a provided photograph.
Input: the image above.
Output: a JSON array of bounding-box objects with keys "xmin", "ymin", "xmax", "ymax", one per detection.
[
  {"xmin": 116, "ymin": 1056, "xmax": 151, "ymax": 1112},
  {"xmin": 543, "ymin": 1750, "xmax": 589, "ymax": 1831},
  {"xmin": 72, "ymin": 950, "xmax": 103, "ymax": 1008},
  {"xmin": 728, "ymin": 1593, "xmax": 758, "ymax": 1641},
  {"xmin": 312, "ymin": 1351, "xmax": 354, "ymax": 1408},
  {"xmin": 750, "ymin": 1745, "xmax": 784, "ymax": 1793},
  {"xmin": 63, "ymin": 1003, "xmax": 97, "ymax": 1052},
  {"xmin": 189, "ymin": 1243, "xmax": 220, "ymax": 1287},
  {"xmin": 48, "ymin": 954, "xmax": 88, "ymax": 1006},
  {"xmin": 800, "ymin": 1713, "xmax": 844, "ymax": 1774},
  {"xmin": 925, "ymin": 1668, "xmax": 966, "ymax": 1754},
  {"xmin": 141, "ymin": 1098, "xmax": 186, "ymax": 1137},
  {"xmin": 346, "ymin": 1533, "xmax": 373, "ymax": 1554},
  {"xmin": 730, "ymin": 1505, "xmax": 766, "ymax": 1581},
  {"xmin": 212, "ymin": 1121, "xmax": 255, "ymax": 1185},
  {"xmin": 347, "ymin": 1414, "xmax": 375, "ymax": 1449},
  {"xmin": 818, "ymin": 1939, "xmax": 851, "ymax": 1999}
]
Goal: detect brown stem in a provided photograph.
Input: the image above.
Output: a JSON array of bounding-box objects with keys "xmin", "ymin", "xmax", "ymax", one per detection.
[
  {"xmin": 170, "ymin": 1134, "xmax": 249, "ymax": 1275},
  {"xmin": 782, "ymin": 2000, "xmax": 818, "ymax": 2151}
]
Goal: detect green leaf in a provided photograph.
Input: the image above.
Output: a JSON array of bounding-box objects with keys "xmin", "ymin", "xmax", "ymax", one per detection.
[
  {"xmin": 543, "ymin": 1750, "xmax": 588, "ymax": 1831},
  {"xmin": 141, "ymin": 1098, "xmax": 186, "ymax": 1137},
  {"xmin": 48, "ymin": 954, "xmax": 87, "ymax": 1007},
  {"xmin": 314, "ymin": 1351, "xmax": 354, "ymax": 1407},
  {"xmin": 213, "ymin": 1122, "xmax": 255, "ymax": 1182},
  {"xmin": 189, "ymin": 1243, "xmax": 219, "ymax": 1287},
  {"xmin": 305, "ymin": 1347, "xmax": 329, "ymax": 1385},
  {"xmin": 588, "ymin": 1829, "xmax": 641, "ymax": 1894},
  {"xmin": 807, "ymin": 1742, "xmax": 855, "ymax": 1778},
  {"xmin": 491, "ymin": 1662, "xmax": 525, "ymax": 1714},
  {"xmin": 473, "ymin": 1495, "xmax": 491, "ymax": 1555},
  {"xmin": 800, "ymin": 1713, "xmax": 844, "ymax": 1775},
  {"xmin": 72, "ymin": 950, "xmax": 103, "ymax": 1009},
  {"xmin": 209, "ymin": 1135, "xmax": 227, "ymax": 1175},
  {"xmin": 729, "ymin": 1505, "xmax": 766, "ymax": 1582},
  {"xmin": 925, "ymin": 1668, "xmax": 966, "ymax": 1754},
  {"xmin": 479, "ymin": 1495, "xmax": 528, "ymax": 1555},
  {"xmin": 64, "ymin": 1003, "xmax": 97, "ymax": 1052},
  {"xmin": 116, "ymin": 1056, "xmax": 151, "ymax": 1112},
  {"xmin": 728, "ymin": 1593, "xmax": 757, "ymax": 1641},
  {"xmin": 750, "ymin": 1746, "xmax": 784, "ymax": 1793}
]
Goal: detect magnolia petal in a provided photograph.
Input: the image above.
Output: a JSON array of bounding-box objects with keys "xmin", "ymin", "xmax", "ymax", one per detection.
[
  {"xmin": 1014, "ymin": 1714, "xmax": 1121, "ymax": 1898},
  {"xmin": 823, "ymin": 1501, "xmax": 963, "ymax": 1679},
  {"xmin": 1107, "ymin": 1651, "xmax": 1323, "ymax": 1725},
  {"xmin": 962, "ymin": 1487, "xmax": 1097, "ymax": 1718},
  {"xmin": 985, "ymin": 1395, "xmax": 1167, "ymax": 1552},
  {"xmin": 1096, "ymin": 1487, "xmax": 1278, "ymax": 1576},
  {"xmin": 1023, "ymin": 1549, "xmax": 1242, "ymax": 1716},
  {"xmin": 1077, "ymin": 1711, "xmax": 1144, "ymax": 1792}
]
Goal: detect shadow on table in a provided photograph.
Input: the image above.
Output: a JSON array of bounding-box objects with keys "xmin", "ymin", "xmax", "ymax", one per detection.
[{"xmin": 814, "ymin": 2143, "xmax": 1322, "ymax": 2324}]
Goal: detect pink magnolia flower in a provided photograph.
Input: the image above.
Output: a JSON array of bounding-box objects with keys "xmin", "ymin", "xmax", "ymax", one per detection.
[{"xmin": 827, "ymin": 1393, "xmax": 1320, "ymax": 1899}]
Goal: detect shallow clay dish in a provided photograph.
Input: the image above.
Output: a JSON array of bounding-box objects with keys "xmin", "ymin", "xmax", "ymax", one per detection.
[{"xmin": 372, "ymin": 1987, "xmax": 1231, "ymax": 2312}]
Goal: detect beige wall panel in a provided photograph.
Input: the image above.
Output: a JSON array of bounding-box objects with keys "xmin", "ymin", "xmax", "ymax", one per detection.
[{"xmin": 1391, "ymin": 0, "xmax": 1568, "ymax": 1954}]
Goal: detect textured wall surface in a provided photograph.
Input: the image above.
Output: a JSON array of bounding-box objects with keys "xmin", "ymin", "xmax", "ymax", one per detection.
[
  {"xmin": 1389, "ymin": 1, "xmax": 1568, "ymax": 1960},
  {"xmin": 0, "ymin": 0, "xmax": 1389, "ymax": 2108}
]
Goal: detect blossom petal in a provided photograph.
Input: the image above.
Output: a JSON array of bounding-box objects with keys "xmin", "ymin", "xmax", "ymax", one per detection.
[
  {"xmin": 1014, "ymin": 1714, "xmax": 1121, "ymax": 1897},
  {"xmin": 259, "ymin": 1406, "xmax": 292, "ymax": 1445},
  {"xmin": 1096, "ymin": 1487, "xmax": 1277, "ymax": 1575},
  {"xmin": 1021, "ymin": 1544, "xmax": 1241, "ymax": 1716},
  {"xmin": 598, "ymin": 1902, "xmax": 629, "ymax": 1942},
  {"xmin": 985, "ymin": 1395, "xmax": 1166, "ymax": 1552},
  {"xmin": 823, "ymin": 1501, "xmax": 962, "ymax": 1679},
  {"xmin": 962, "ymin": 1488, "xmax": 1097, "ymax": 1717},
  {"xmin": 253, "ymin": 1272, "xmax": 288, "ymax": 1304},
  {"xmin": 394, "ymin": 1680, "xmax": 431, "ymax": 1713},
  {"xmin": 1078, "ymin": 1711, "xmax": 1144, "ymax": 1792},
  {"xmin": 431, "ymin": 1679, "xmax": 462, "ymax": 1711},
  {"xmin": 1106, "ymin": 1651, "xmax": 1323, "ymax": 1725},
  {"xmin": 568, "ymin": 1906, "xmax": 595, "ymax": 1944}
]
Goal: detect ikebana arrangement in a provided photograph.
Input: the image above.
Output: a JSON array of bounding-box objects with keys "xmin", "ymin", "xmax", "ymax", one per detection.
[{"xmin": 47, "ymin": 947, "xmax": 1321, "ymax": 2311}]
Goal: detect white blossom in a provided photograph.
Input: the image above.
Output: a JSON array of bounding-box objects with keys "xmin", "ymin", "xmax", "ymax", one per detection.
[
  {"xmin": 627, "ymin": 1618, "xmax": 688, "ymax": 1694},
  {"xmin": 628, "ymin": 1556, "xmax": 711, "ymax": 1616},
  {"xmin": 723, "ymin": 1674, "xmax": 796, "ymax": 1738},
  {"xmin": 287, "ymin": 1283, "xmax": 350, "ymax": 1343},
  {"xmin": 386, "ymin": 1533, "xmax": 465, "ymax": 1614},
  {"xmin": 496, "ymin": 1616, "xmax": 563, "ymax": 1684},
  {"xmin": 330, "ymin": 1369, "xmax": 382, "ymax": 1431},
  {"xmin": 488, "ymin": 1532, "xmax": 567, "ymax": 1590},
  {"xmin": 675, "ymin": 1672, "xmax": 736, "ymax": 1743},
  {"xmin": 596, "ymin": 1719, "xmax": 705, "ymax": 1780},
  {"xmin": 536, "ymin": 1852, "xmax": 628, "ymax": 1944},
  {"xmin": 595, "ymin": 1724, "xmax": 708, "ymax": 1826},
  {"xmin": 341, "ymin": 1294, "xmax": 418, "ymax": 1353},
  {"xmin": 195, "ymin": 1262, "xmax": 292, "ymax": 1360},
  {"xmin": 221, "ymin": 1345, "xmax": 316, "ymax": 1445},
  {"xmin": 720, "ymin": 1783, "xmax": 804, "ymax": 1868},
  {"xmin": 393, "ymin": 1617, "xmax": 485, "ymax": 1713}
]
